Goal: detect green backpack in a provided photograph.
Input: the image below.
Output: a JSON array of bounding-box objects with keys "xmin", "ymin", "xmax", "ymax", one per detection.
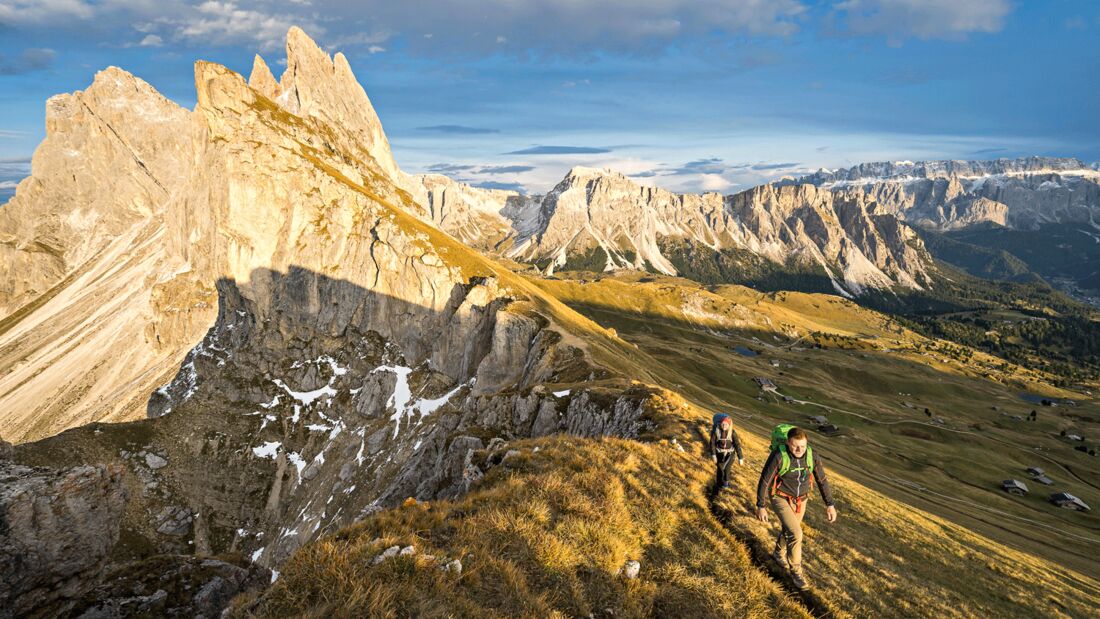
[{"xmin": 770, "ymin": 424, "xmax": 814, "ymax": 478}]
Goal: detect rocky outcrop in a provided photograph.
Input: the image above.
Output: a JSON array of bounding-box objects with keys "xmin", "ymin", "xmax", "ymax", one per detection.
[
  {"xmin": 404, "ymin": 173, "xmax": 541, "ymax": 253},
  {"xmin": 0, "ymin": 461, "xmax": 127, "ymax": 617},
  {"xmin": 6, "ymin": 29, "xmax": 657, "ymax": 612},
  {"xmin": 0, "ymin": 68, "xmax": 200, "ymax": 442},
  {"xmin": 508, "ymin": 167, "xmax": 934, "ymax": 295},
  {"xmin": 0, "ymin": 67, "xmax": 189, "ymax": 318},
  {"xmin": 797, "ymin": 157, "xmax": 1100, "ymax": 231},
  {"xmin": 66, "ymin": 556, "xmax": 269, "ymax": 619}
]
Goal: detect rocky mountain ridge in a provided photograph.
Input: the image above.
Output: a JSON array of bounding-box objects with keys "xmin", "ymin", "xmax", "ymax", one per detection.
[
  {"xmin": 1, "ymin": 27, "xmax": 657, "ymax": 616},
  {"xmin": 472, "ymin": 166, "xmax": 936, "ymax": 297},
  {"xmin": 419, "ymin": 156, "xmax": 1099, "ymax": 296},
  {"xmin": 794, "ymin": 156, "xmax": 1100, "ymax": 231}
]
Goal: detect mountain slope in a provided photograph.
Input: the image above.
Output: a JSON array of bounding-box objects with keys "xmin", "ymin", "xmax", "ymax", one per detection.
[
  {"xmin": 797, "ymin": 156, "xmax": 1100, "ymax": 231},
  {"xmin": 508, "ymin": 167, "xmax": 935, "ymax": 296},
  {"xmin": 4, "ymin": 29, "xmax": 665, "ymax": 615}
]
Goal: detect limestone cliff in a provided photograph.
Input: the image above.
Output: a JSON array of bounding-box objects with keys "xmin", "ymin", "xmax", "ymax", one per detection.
[
  {"xmin": 508, "ymin": 167, "xmax": 934, "ymax": 296},
  {"xmin": 797, "ymin": 157, "xmax": 1100, "ymax": 231},
  {"xmin": 0, "ymin": 69, "xmax": 199, "ymax": 442},
  {"xmin": 6, "ymin": 28, "xmax": 660, "ymax": 613}
]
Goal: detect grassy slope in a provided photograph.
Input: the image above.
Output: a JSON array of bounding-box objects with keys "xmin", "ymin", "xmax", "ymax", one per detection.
[
  {"xmin": 195, "ymin": 69, "xmax": 1099, "ymax": 616},
  {"xmin": 235, "ymin": 398, "xmax": 810, "ymax": 618},
  {"xmin": 528, "ymin": 272, "xmax": 1100, "ymax": 617}
]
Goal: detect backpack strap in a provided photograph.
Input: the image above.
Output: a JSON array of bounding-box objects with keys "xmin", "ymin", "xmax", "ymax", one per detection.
[{"xmin": 773, "ymin": 445, "xmax": 815, "ymax": 495}]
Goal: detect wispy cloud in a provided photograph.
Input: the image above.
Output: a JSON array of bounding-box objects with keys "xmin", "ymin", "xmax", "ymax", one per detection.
[
  {"xmin": 426, "ymin": 163, "xmax": 477, "ymax": 173},
  {"xmin": 471, "ymin": 180, "xmax": 525, "ymax": 192},
  {"xmin": 417, "ymin": 125, "xmax": 500, "ymax": 135},
  {"xmin": 831, "ymin": 0, "xmax": 1013, "ymax": 44},
  {"xmin": 479, "ymin": 164, "xmax": 534, "ymax": 174},
  {"xmin": 146, "ymin": 1, "xmax": 321, "ymax": 52},
  {"xmin": 507, "ymin": 145, "xmax": 612, "ymax": 155},
  {"xmin": 0, "ymin": 48, "xmax": 55, "ymax": 75},
  {"xmin": 751, "ymin": 162, "xmax": 799, "ymax": 170},
  {"xmin": 0, "ymin": 0, "xmax": 94, "ymax": 25}
]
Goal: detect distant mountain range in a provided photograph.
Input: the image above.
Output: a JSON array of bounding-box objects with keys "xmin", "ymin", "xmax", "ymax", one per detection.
[{"xmin": 413, "ymin": 156, "xmax": 1100, "ymax": 301}]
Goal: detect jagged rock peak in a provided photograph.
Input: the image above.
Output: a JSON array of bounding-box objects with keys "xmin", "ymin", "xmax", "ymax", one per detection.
[
  {"xmin": 248, "ymin": 54, "xmax": 281, "ymax": 100},
  {"xmin": 800, "ymin": 156, "xmax": 1091, "ymax": 185},
  {"xmin": 564, "ymin": 166, "xmax": 624, "ymax": 181},
  {"xmin": 272, "ymin": 26, "xmax": 401, "ymax": 180}
]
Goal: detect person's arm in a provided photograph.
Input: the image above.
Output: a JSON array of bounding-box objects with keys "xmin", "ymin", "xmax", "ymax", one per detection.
[
  {"xmin": 756, "ymin": 451, "xmax": 780, "ymax": 508},
  {"xmin": 709, "ymin": 427, "xmax": 717, "ymax": 459},
  {"xmin": 813, "ymin": 456, "xmax": 835, "ymax": 507},
  {"xmin": 732, "ymin": 429, "xmax": 744, "ymax": 463}
]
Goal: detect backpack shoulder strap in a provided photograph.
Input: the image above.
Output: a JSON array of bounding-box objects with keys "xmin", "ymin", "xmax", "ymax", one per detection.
[{"xmin": 777, "ymin": 445, "xmax": 791, "ymax": 477}]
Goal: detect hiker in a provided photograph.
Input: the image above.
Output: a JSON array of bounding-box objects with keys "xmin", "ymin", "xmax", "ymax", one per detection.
[
  {"xmin": 756, "ymin": 425, "xmax": 837, "ymax": 590},
  {"xmin": 710, "ymin": 413, "xmax": 744, "ymax": 489}
]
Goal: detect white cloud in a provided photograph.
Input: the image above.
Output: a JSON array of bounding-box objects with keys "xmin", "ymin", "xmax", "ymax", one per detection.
[
  {"xmin": 166, "ymin": 1, "xmax": 321, "ymax": 51},
  {"xmin": 832, "ymin": 0, "xmax": 1013, "ymax": 43},
  {"xmin": 367, "ymin": 45, "xmax": 386, "ymax": 54},
  {"xmin": 0, "ymin": 180, "xmax": 19, "ymax": 189},
  {"xmin": 139, "ymin": 34, "xmax": 163, "ymax": 46},
  {"xmin": 350, "ymin": 0, "xmax": 807, "ymax": 54},
  {"xmin": 0, "ymin": 0, "xmax": 94, "ymax": 25},
  {"xmin": 698, "ymin": 173, "xmax": 733, "ymax": 192}
]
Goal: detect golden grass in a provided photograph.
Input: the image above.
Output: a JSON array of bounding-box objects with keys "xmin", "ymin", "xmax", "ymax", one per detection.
[
  {"xmin": 234, "ymin": 397, "xmax": 809, "ymax": 618},
  {"xmin": 714, "ymin": 431, "xmax": 1100, "ymax": 618}
]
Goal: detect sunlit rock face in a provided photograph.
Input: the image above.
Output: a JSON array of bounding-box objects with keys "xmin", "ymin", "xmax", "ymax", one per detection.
[
  {"xmin": 797, "ymin": 157, "xmax": 1100, "ymax": 231},
  {"xmin": 0, "ymin": 68, "xmax": 198, "ymax": 442},
  {"xmin": 504, "ymin": 166, "xmax": 934, "ymax": 296},
  {"xmin": 4, "ymin": 29, "xmax": 656, "ymax": 616}
]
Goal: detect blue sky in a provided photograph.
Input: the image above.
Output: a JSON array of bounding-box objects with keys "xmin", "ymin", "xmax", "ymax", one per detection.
[{"xmin": 1, "ymin": 0, "xmax": 1098, "ymax": 202}]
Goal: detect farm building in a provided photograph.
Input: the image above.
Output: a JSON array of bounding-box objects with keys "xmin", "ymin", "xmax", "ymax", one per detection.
[
  {"xmin": 1049, "ymin": 493, "xmax": 1091, "ymax": 512},
  {"xmin": 1001, "ymin": 480, "xmax": 1028, "ymax": 496},
  {"xmin": 754, "ymin": 377, "xmax": 778, "ymax": 392}
]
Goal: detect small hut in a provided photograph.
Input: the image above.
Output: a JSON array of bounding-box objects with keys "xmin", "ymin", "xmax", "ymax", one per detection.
[
  {"xmin": 1049, "ymin": 492, "xmax": 1091, "ymax": 512},
  {"xmin": 1001, "ymin": 480, "xmax": 1028, "ymax": 496}
]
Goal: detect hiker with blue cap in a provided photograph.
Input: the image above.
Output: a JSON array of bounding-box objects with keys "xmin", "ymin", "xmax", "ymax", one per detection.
[{"xmin": 709, "ymin": 413, "xmax": 744, "ymax": 489}]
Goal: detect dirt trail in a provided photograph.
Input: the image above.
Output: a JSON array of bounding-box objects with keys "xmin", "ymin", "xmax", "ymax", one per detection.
[{"xmin": 706, "ymin": 483, "xmax": 839, "ymax": 619}]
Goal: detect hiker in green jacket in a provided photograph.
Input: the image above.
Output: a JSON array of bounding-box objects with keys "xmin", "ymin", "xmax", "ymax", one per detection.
[{"xmin": 756, "ymin": 426, "xmax": 837, "ymax": 590}]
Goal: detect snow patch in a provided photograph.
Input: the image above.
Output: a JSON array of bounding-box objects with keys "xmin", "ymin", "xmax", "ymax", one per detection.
[
  {"xmin": 252, "ymin": 441, "xmax": 282, "ymax": 459},
  {"xmin": 273, "ymin": 378, "xmax": 337, "ymax": 407},
  {"xmin": 287, "ymin": 452, "xmax": 306, "ymax": 478},
  {"xmin": 553, "ymin": 389, "xmax": 571, "ymax": 397},
  {"xmin": 371, "ymin": 366, "xmax": 466, "ymax": 438}
]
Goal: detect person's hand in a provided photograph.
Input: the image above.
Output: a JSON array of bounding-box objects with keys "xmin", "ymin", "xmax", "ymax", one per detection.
[
  {"xmin": 712, "ymin": 454, "xmax": 718, "ymax": 464},
  {"xmin": 825, "ymin": 505, "xmax": 838, "ymax": 523},
  {"xmin": 756, "ymin": 507, "xmax": 769, "ymax": 523},
  {"xmin": 738, "ymin": 458, "xmax": 744, "ymax": 466}
]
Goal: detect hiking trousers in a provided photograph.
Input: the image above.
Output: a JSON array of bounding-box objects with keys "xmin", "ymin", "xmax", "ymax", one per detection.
[
  {"xmin": 715, "ymin": 452, "xmax": 734, "ymax": 486},
  {"xmin": 771, "ymin": 494, "xmax": 806, "ymax": 570}
]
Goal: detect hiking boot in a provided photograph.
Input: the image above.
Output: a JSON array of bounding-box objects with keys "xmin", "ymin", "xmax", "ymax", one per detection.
[
  {"xmin": 771, "ymin": 548, "xmax": 788, "ymax": 569},
  {"xmin": 789, "ymin": 567, "xmax": 810, "ymax": 590}
]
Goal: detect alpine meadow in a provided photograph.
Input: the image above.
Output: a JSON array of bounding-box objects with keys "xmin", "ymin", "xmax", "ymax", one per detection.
[{"xmin": 1, "ymin": 3, "xmax": 1099, "ymax": 618}]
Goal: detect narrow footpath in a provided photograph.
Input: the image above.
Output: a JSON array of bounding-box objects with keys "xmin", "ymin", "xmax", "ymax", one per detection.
[{"xmin": 706, "ymin": 483, "xmax": 838, "ymax": 619}]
